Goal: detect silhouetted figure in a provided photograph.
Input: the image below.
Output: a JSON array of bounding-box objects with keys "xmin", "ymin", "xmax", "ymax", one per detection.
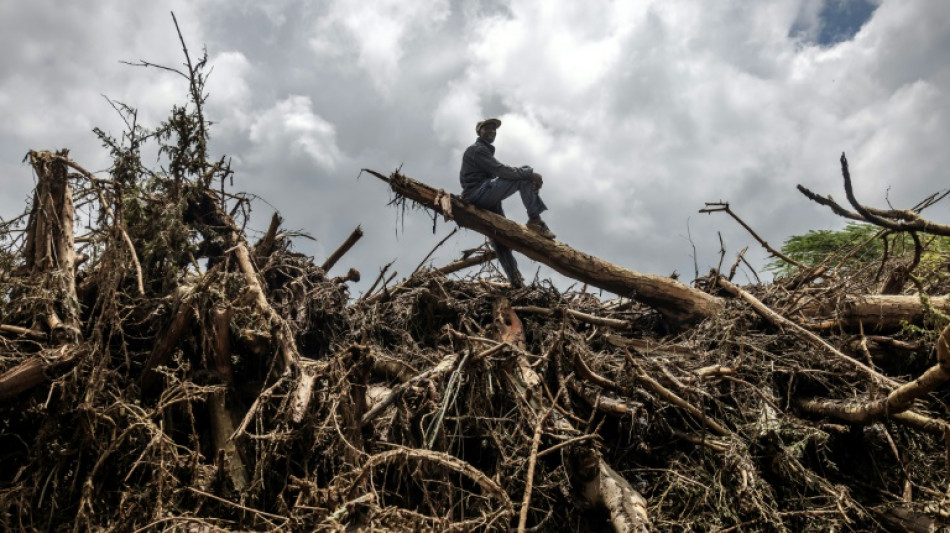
[{"xmin": 459, "ymin": 118, "xmax": 555, "ymax": 287}]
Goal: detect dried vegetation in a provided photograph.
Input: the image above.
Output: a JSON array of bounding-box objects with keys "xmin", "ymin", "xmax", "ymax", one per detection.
[{"xmin": 2, "ymin": 34, "xmax": 950, "ymax": 533}]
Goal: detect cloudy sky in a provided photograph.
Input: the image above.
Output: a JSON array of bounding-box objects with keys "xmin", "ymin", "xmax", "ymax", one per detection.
[{"xmin": 2, "ymin": 0, "xmax": 948, "ymax": 295}]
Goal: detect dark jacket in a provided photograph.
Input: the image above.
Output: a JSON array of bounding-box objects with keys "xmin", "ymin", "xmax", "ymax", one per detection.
[{"xmin": 459, "ymin": 138, "xmax": 533, "ymax": 200}]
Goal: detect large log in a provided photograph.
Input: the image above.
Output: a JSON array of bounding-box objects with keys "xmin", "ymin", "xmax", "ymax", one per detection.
[
  {"xmin": 839, "ymin": 295, "xmax": 950, "ymax": 330},
  {"xmin": 366, "ymin": 170, "xmax": 723, "ymax": 327},
  {"xmin": 801, "ymin": 295, "xmax": 950, "ymax": 331}
]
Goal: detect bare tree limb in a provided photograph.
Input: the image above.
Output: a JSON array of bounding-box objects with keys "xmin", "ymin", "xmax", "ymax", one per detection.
[
  {"xmin": 321, "ymin": 225, "xmax": 363, "ymax": 273},
  {"xmin": 700, "ymin": 202, "xmax": 807, "ymax": 269},
  {"xmin": 795, "ymin": 323, "xmax": 950, "ymax": 426},
  {"xmin": 717, "ymin": 276, "xmax": 899, "ymax": 388},
  {"xmin": 798, "ymin": 153, "xmax": 950, "ymax": 236}
]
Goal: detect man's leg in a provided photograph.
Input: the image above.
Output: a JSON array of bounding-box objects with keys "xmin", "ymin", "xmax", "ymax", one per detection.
[
  {"xmin": 492, "ymin": 239, "xmax": 524, "ymax": 288},
  {"xmin": 512, "ymin": 180, "xmax": 555, "ymax": 239},
  {"xmin": 471, "ymin": 200, "xmax": 524, "ymax": 287},
  {"xmin": 516, "ymin": 179, "xmax": 547, "ymax": 219},
  {"xmin": 470, "ymin": 178, "xmax": 547, "ymax": 217}
]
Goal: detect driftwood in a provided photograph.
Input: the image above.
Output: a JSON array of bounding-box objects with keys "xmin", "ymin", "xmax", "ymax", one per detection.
[
  {"xmin": 0, "ymin": 347, "xmax": 83, "ymax": 401},
  {"xmin": 717, "ymin": 276, "xmax": 899, "ymax": 387},
  {"xmin": 0, "ymin": 325, "xmax": 45, "ymax": 339},
  {"xmin": 365, "ymin": 169, "xmax": 723, "ymax": 327},
  {"xmin": 832, "ymin": 294, "xmax": 950, "ymax": 330},
  {"xmin": 437, "ymin": 248, "xmax": 496, "ymax": 275},
  {"xmin": 5, "ymin": 45, "xmax": 950, "ymax": 532}
]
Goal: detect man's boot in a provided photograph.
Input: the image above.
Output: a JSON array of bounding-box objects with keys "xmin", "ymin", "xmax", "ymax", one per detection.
[{"xmin": 527, "ymin": 217, "xmax": 556, "ymax": 240}]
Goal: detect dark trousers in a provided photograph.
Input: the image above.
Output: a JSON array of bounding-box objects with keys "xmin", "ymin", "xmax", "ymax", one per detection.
[{"xmin": 466, "ymin": 178, "xmax": 548, "ymax": 287}]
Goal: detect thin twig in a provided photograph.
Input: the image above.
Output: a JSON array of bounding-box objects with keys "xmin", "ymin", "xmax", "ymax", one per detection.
[
  {"xmin": 518, "ymin": 403, "xmax": 554, "ymax": 533},
  {"xmin": 412, "ymin": 227, "xmax": 459, "ymax": 274},
  {"xmin": 187, "ymin": 487, "xmax": 289, "ymax": 523}
]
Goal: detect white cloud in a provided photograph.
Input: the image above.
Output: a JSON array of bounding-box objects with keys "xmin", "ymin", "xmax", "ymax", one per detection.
[
  {"xmin": 205, "ymin": 51, "xmax": 253, "ymax": 132},
  {"xmin": 424, "ymin": 0, "xmax": 948, "ymax": 278},
  {"xmin": 206, "ymin": 52, "xmax": 252, "ymax": 108},
  {"xmin": 308, "ymin": 0, "xmax": 451, "ymax": 96},
  {"xmin": 2, "ymin": 0, "xmax": 948, "ymax": 293},
  {"xmin": 248, "ymin": 95, "xmax": 342, "ymax": 172},
  {"xmin": 432, "ymin": 82, "xmax": 483, "ymax": 146}
]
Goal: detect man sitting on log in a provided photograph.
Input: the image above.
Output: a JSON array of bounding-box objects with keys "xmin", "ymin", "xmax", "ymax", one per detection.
[{"xmin": 460, "ymin": 118, "xmax": 556, "ymax": 288}]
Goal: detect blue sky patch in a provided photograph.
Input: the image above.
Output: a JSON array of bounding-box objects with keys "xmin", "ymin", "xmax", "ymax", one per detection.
[
  {"xmin": 791, "ymin": 0, "xmax": 879, "ymax": 46},
  {"xmin": 818, "ymin": 0, "xmax": 878, "ymax": 45}
]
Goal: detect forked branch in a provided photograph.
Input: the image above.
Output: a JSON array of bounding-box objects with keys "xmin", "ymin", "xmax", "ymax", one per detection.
[
  {"xmin": 700, "ymin": 201, "xmax": 806, "ymax": 269},
  {"xmin": 798, "ymin": 153, "xmax": 950, "ymax": 237}
]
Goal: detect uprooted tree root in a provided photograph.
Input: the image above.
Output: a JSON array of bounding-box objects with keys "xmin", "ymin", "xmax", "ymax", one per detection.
[{"xmin": 3, "ymin": 34, "xmax": 950, "ymax": 532}]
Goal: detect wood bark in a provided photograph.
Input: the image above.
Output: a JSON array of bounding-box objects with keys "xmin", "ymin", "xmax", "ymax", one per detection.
[
  {"xmin": 0, "ymin": 325, "xmax": 45, "ymax": 339},
  {"xmin": 624, "ymin": 350, "xmax": 730, "ymax": 437},
  {"xmin": 321, "ymin": 225, "xmax": 363, "ymax": 273},
  {"xmin": 208, "ymin": 389, "xmax": 249, "ymax": 491},
  {"xmin": 717, "ymin": 276, "xmax": 899, "ymax": 388},
  {"xmin": 0, "ymin": 357, "xmax": 49, "ymax": 401},
  {"xmin": 366, "ymin": 170, "xmax": 723, "ymax": 327},
  {"xmin": 836, "ymin": 295, "xmax": 950, "ymax": 330},
  {"xmin": 211, "ymin": 307, "xmax": 235, "ymax": 384},
  {"xmin": 437, "ymin": 249, "xmax": 495, "ymax": 275},
  {"xmin": 24, "ymin": 150, "xmax": 80, "ymax": 343},
  {"xmin": 0, "ymin": 151, "xmax": 85, "ymax": 400},
  {"xmin": 253, "ymin": 212, "xmax": 283, "ymax": 262},
  {"xmin": 140, "ymin": 289, "xmax": 196, "ymax": 394},
  {"xmin": 514, "ymin": 305, "xmax": 630, "ymax": 330},
  {"xmin": 0, "ymin": 347, "xmax": 82, "ymax": 400},
  {"xmin": 361, "ymin": 351, "xmax": 458, "ymax": 427},
  {"xmin": 187, "ymin": 187, "xmax": 315, "ymax": 420},
  {"xmin": 799, "ymin": 294, "xmax": 950, "ymax": 331},
  {"xmin": 795, "ymin": 323, "xmax": 950, "ymax": 426},
  {"xmin": 567, "ymin": 448, "xmax": 651, "ymax": 533}
]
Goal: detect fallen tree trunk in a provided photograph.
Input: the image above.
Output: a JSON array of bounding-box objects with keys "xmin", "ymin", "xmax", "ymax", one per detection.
[
  {"xmin": 837, "ymin": 295, "xmax": 950, "ymax": 330},
  {"xmin": 799, "ymin": 294, "xmax": 950, "ymax": 331},
  {"xmin": 366, "ymin": 170, "xmax": 723, "ymax": 327}
]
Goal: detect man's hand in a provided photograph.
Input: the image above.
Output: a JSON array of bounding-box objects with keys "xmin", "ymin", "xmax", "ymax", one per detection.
[{"xmin": 531, "ymin": 172, "xmax": 543, "ymax": 190}]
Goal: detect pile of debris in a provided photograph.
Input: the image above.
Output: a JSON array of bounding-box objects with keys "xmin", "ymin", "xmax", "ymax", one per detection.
[{"xmin": 2, "ymin": 52, "xmax": 950, "ymax": 533}]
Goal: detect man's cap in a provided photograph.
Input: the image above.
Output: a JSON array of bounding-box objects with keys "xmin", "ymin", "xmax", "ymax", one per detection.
[{"xmin": 476, "ymin": 118, "xmax": 502, "ymax": 134}]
